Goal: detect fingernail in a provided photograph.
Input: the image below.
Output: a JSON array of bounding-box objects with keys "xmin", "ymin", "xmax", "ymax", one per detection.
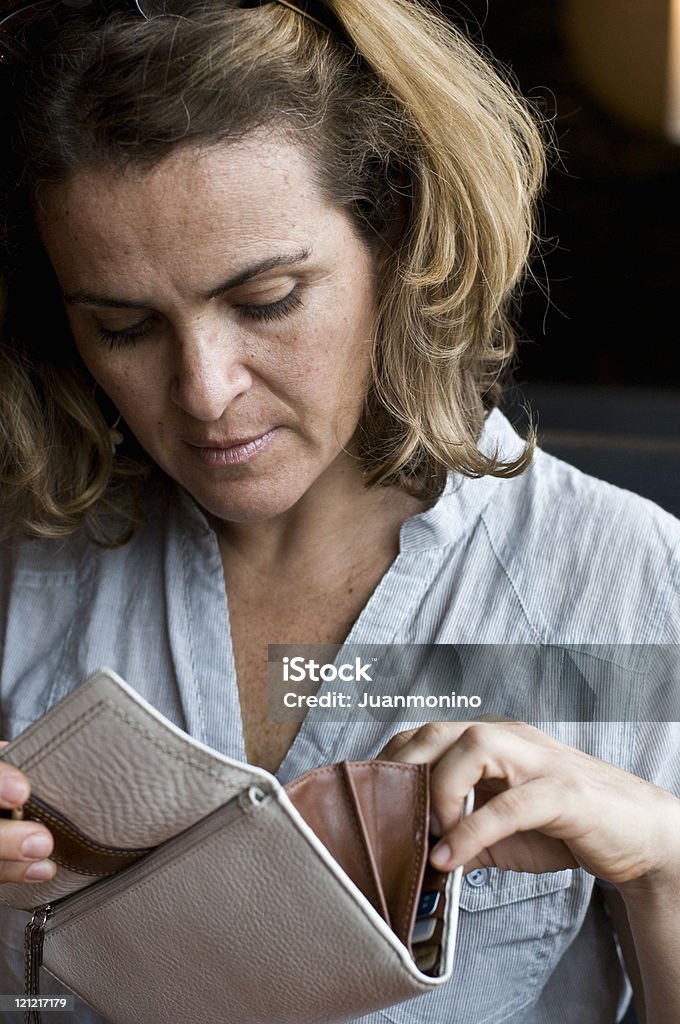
[
  {"xmin": 1, "ymin": 777, "xmax": 28, "ymax": 805},
  {"xmin": 20, "ymin": 834, "xmax": 52, "ymax": 859},
  {"xmin": 430, "ymin": 841, "xmax": 452, "ymax": 869},
  {"xmin": 24, "ymin": 860, "xmax": 56, "ymax": 882}
]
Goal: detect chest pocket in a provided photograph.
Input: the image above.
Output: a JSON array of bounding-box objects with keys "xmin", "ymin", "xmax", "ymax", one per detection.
[{"xmin": 375, "ymin": 868, "xmax": 582, "ymax": 1024}]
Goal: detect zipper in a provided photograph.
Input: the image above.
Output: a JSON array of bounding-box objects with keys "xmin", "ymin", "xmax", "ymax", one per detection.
[
  {"xmin": 23, "ymin": 904, "xmax": 53, "ymax": 1024},
  {"xmin": 22, "ymin": 784, "xmax": 270, "ymax": 1021}
]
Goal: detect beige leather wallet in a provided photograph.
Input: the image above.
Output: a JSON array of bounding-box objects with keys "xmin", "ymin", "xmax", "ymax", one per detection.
[{"xmin": 0, "ymin": 668, "xmax": 472, "ymax": 1024}]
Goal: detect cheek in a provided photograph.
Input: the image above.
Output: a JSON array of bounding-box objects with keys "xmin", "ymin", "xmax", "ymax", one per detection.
[{"xmin": 75, "ymin": 345, "xmax": 160, "ymax": 423}]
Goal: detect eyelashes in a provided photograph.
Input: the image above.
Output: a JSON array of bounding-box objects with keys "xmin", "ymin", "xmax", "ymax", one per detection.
[
  {"xmin": 97, "ymin": 319, "xmax": 155, "ymax": 348},
  {"xmin": 239, "ymin": 287, "xmax": 303, "ymax": 324},
  {"xmin": 95, "ymin": 287, "xmax": 304, "ymax": 350}
]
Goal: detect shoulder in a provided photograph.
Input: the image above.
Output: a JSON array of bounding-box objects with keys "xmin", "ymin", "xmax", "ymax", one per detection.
[
  {"xmin": 477, "ymin": 423, "xmax": 680, "ymax": 643},
  {"xmin": 0, "ymin": 475, "xmax": 176, "ymax": 578},
  {"xmin": 0, "ymin": 476, "xmax": 180, "ymax": 639}
]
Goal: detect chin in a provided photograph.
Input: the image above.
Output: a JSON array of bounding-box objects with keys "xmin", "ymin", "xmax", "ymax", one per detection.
[{"xmin": 187, "ymin": 477, "xmax": 308, "ymax": 526}]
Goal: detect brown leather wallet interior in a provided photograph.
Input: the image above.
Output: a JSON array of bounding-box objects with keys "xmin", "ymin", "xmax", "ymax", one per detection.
[{"xmin": 284, "ymin": 760, "xmax": 440, "ymax": 957}]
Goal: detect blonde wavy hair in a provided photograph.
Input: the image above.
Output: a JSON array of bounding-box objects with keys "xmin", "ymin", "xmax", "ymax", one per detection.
[{"xmin": 0, "ymin": 0, "xmax": 545, "ymax": 545}]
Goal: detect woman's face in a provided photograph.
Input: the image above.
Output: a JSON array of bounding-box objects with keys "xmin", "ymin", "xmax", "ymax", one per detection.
[{"xmin": 37, "ymin": 136, "xmax": 380, "ymax": 525}]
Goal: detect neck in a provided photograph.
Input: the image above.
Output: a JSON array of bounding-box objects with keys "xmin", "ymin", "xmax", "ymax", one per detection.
[{"xmin": 208, "ymin": 464, "xmax": 429, "ymax": 577}]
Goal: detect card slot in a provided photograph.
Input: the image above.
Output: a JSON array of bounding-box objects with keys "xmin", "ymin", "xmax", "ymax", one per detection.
[
  {"xmin": 19, "ymin": 793, "xmax": 154, "ymax": 878},
  {"xmin": 285, "ymin": 761, "xmax": 430, "ymax": 950},
  {"xmin": 339, "ymin": 761, "xmax": 393, "ymax": 927},
  {"xmin": 284, "ymin": 765, "xmax": 390, "ymax": 926}
]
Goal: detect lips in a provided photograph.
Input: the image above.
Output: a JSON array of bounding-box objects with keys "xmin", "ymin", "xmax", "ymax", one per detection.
[
  {"xmin": 184, "ymin": 428, "xmax": 278, "ymax": 467},
  {"xmin": 185, "ymin": 432, "xmax": 272, "ymax": 450}
]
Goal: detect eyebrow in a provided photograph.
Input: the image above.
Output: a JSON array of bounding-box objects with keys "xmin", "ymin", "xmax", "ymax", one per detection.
[{"xmin": 62, "ymin": 248, "xmax": 313, "ymax": 309}]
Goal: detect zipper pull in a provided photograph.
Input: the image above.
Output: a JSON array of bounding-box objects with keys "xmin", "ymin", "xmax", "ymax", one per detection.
[{"xmin": 23, "ymin": 904, "xmax": 52, "ymax": 1024}]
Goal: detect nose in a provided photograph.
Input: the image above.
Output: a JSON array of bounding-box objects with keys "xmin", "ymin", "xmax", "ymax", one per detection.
[{"xmin": 169, "ymin": 321, "xmax": 253, "ymax": 421}]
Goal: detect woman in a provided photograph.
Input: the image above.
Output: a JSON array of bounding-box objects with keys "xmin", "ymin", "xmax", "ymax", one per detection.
[{"xmin": 0, "ymin": 1, "xmax": 678, "ymax": 1022}]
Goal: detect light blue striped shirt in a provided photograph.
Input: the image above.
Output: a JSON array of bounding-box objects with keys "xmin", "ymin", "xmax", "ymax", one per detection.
[{"xmin": 1, "ymin": 409, "xmax": 679, "ymax": 1024}]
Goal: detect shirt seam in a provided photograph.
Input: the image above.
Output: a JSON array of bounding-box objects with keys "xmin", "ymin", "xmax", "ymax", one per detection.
[
  {"xmin": 179, "ymin": 519, "xmax": 208, "ymax": 745},
  {"xmin": 480, "ymin": 511, "xmax": 545, "ymax": 644}
]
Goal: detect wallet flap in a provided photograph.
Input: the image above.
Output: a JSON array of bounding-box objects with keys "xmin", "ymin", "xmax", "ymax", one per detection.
[{"xmin": 0, "ymin": 667, "xmax": 277, "ymax": 910}]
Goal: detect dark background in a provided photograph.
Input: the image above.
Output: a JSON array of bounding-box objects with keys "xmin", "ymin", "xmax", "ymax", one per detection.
[
  {"xmin": 441, "ymin": 0, "xmax": 680, "ymax": 517},
  {"xmin": 443, "ymin": 0, "xmax": 680, "ymax": 387}
]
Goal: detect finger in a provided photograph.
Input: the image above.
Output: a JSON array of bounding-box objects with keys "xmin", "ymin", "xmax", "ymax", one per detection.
[
  {"xmin": 0, "ymin": 820, "xmax": 56, "ymax": 884},
  {"xmin": 0, "ymin": 820, "xmax": 55, "ymax": 862},
  {"xmin": 428, "ymin": 724, "xmax": 546, "ymax": 833},
  {"xmin": 376, "ymin": 729, "xmax": 421, "ymax": 760},
  {"xmin": 0, "ymin": 765, "xmax": 31, "ymax": 810},
  {"xmin": 0, "ymin": 858, "xmax": 57, "ymax": 884},
  {"xmin": 379, "ymin": 721, "xmax": 472, "ymax": 765},
  {"xmin": 431, "ymin": 779, "xmax": 572, "ymax": 870},
  {"xmin": 380, "ymin": 719, "xmax": 552, "ymax": 770}
]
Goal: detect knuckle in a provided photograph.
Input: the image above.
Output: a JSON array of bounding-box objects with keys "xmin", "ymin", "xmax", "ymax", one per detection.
[
  {"xmin": 385, "ymin": 728, "xmax": 416, "ymax": 749},
  {"xmin": 415, "ymin": 721, "xmax": 454, "ymax": 748},
  {"xmin": 460, "ymin": 723, "xmax": 489, "ymax": 752},
  {"xmin": 378, "ymin": 729, "xmax": 416, "ymax": 760}
]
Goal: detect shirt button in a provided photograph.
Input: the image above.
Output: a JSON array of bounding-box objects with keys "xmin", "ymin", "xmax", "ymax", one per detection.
[{"xmin": 466, "ymin": 868, "xmax": 489, "ymax": 887}]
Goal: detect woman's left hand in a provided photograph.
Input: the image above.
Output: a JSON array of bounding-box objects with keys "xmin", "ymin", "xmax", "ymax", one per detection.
[{"xmin": 378, "ymin": 720, "xmax": 680, "ymax": 888}]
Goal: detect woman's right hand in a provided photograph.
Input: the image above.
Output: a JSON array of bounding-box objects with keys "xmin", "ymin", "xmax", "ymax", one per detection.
[{"xmin": 0, "ymin": 741, "xmax": 56, "ymax": 884}]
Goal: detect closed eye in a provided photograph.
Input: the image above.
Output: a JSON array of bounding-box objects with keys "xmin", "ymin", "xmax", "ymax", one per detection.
[
  {"xmin": 96, "ymin": 317, "xmax": 156, "ymax": 349},
  {"xmin": 236, "ymin": 286, "xmax": 303, "ymax": 323},
  {"xmin": 95, "ymin": 287, "xmax": 304, "ymax": 349}
]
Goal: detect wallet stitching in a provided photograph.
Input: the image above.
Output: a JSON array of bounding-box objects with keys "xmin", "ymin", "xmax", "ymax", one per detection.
[
  {"xmin": 104, "ymin": 704, "xmax": 250, "ymax": 781},
  {"xmin": 25, "ymin": 802, "xmax": 151, "ymax": 858},
  {"xmin": 19, "ymin": 702, "xmax": 108, "ymax": 772},
  {"xmin": 24, "ymin": 802, "xmax": 151, "ymax": 877},
  {"xmin": 285, "ymin": 762, "xmax": 424, "ymax": 788},
  {"xmin": 48, "ymin": 862, "xmax": 125, "ymax": 877},
  {"xmin": 23, "ymin": 699, "xmax": 249, "ymax": 784}
]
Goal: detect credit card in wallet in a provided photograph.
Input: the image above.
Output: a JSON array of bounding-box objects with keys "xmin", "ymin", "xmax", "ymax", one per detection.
[
  {"xmin": 414, "ymin": 944, "xmax": 440, "ymax": 972},
  {"xmin": 412, "ymin": 916, "xmax": 438, "ymax": 943},
  {"xmin": 417, "ymin": 890, "xmax": 440, "ymax": 917}
]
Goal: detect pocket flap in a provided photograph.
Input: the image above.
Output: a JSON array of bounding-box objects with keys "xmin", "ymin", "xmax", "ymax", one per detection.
[{"xmin": 459, "ymin": 868, "xmax": 573, "ymax": 911}]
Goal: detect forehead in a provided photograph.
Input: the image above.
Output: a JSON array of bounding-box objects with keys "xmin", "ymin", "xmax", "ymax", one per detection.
[{"xmin": 35, "ymin": 135, "xmax": 332, "ymax": 280}]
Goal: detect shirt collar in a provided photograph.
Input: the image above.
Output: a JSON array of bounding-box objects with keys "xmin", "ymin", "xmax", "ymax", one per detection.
[{"xmin": 399, "ymin": 408, "xmax": 527, "ymax": 551}]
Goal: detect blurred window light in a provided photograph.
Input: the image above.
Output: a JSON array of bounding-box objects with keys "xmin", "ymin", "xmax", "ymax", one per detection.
[
  {"xmin": 670, "ymin": 0, "xmax": 680, "ymax": 141},
  {"xmin": 563, "ymin": 0, "xmax": 680, "ymax": 142}
]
